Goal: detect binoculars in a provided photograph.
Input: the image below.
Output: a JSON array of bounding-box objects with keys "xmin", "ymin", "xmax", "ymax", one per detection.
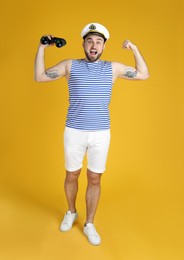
[{"xmin": 40, "ymin": 36, "xmax": 67, "ymax": 48}]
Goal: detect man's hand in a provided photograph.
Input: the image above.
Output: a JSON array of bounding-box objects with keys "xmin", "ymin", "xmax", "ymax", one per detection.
[
  {"xmin": 39, "ymin": 35, "xmax": 55, "ymax": 48},
  {"xmin": 122, "ymin": 40, "xmax": 137, "ymax": 51}
]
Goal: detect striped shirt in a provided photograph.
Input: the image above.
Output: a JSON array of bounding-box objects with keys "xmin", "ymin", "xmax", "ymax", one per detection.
[{"xmin": 66, "ymin": 59, "xmax": 113, "ymax": 130}]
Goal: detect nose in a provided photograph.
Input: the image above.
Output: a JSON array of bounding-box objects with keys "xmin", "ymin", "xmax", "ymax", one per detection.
[{"xmin": 91, "ymin": 42, "xmax": 96, "ymax": 48}]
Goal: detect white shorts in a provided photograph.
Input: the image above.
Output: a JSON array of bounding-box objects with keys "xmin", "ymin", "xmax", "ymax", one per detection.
[{"xmin": 64, "ymin": 127, "xmax": 111, "ymax": 173}]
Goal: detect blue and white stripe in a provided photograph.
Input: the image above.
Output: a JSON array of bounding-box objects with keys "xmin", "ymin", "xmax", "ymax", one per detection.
[{"xmin": 66, "ymin": 59, "xmax": 113, "ymax": 130}]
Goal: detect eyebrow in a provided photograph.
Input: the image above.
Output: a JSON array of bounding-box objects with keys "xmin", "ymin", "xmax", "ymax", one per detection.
[{"xmin": 86, "ymin": 37, "xmax": 103, "ymax": 41}]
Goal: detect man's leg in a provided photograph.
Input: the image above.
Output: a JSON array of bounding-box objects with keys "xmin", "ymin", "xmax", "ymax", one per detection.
[
  {"xmin": 84, "ymin": 169, "xmax": 102, "ymax": 245},
  {"xmin": 85, "ymin": 169, "xmax": 102, "ymax": 224},
  {"xmin": 60, "ymin": 169, "xmax": 81, "ymax": 232},
  {"xmin": 85, "ymin": 130, "xmax": 110, "ymax": 224},
  {"xmin": 64, "ymin": 169, "xmax": 81, "ymax": 213},
  {"xmin": 83, "ymin": 130, "xmax": 110, "ymax": 245}
]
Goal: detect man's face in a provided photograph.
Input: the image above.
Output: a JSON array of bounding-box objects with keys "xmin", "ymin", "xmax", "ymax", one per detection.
[{"xmin": 83, "ymin": 34, "xmax": 105, "ymax": 62}]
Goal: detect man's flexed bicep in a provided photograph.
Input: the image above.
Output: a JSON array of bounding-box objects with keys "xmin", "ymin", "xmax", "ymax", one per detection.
[
  {"xmin": 34, "ymin": 39, "xmax": 71, "ymax": 82},
  {"xmin": 112, "ymin": 39, "xmax": 150, "ymax": 82},
  {"xmin": 112, "ymin": 62, "xmax": 144, "ymax": 81},
  {"xmin": 43, "ymin": 59, "xmax": 72, "ymax": 82}
]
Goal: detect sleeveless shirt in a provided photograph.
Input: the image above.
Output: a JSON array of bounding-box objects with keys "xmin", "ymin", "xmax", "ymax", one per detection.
[{"xmin": 66, "ymin": 59, "xmax": 113, "ymax": 131}]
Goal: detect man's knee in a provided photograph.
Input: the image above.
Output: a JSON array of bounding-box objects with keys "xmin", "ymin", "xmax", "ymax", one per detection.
[
  {"xmin": 66, "ymin": 169, "xmax": 81, "ymax": 182},
  {"xmin": 87, "ymin": 169, "xmax": 102, "ymax": 185}
]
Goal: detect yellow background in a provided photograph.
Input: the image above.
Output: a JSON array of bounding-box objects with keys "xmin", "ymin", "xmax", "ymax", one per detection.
[{"xmin": 0, "ymin": 0, "xmax": 184, "ymax": 259}]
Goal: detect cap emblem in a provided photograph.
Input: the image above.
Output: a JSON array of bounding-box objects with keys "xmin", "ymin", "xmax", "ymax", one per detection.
[{"xmin": 89, "ymin": 24, "xmax": 96, "ymax": 30}]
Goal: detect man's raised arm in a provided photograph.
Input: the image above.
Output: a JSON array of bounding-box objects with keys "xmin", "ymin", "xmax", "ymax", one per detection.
[
  {"xmin": 112, "ymin": 40, "xmax": 150, "ymax": 82},
  {"xmin": 34, "ymin": 36, "xmax": 71, "ymax": 82}
]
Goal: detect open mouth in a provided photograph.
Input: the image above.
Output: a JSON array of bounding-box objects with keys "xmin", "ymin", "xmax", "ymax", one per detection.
[{"xmin": 90, "ymin": 50, "xmax": 97, "ymax": 55}]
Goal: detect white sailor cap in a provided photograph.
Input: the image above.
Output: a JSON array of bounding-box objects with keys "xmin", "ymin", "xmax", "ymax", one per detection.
[{"xmin": 81, "ymin": 23, "xmax": 110, "ymax": 40}]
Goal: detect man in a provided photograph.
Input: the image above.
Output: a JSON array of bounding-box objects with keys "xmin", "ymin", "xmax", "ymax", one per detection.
[{"xmin": 34, "ymin": 22, "xmax": 149, "ymax": 246}]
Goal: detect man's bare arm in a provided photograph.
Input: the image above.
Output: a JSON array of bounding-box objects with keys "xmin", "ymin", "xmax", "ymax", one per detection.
[
  {"xmin": 112, "ymin": 40, "xmax": 150, "ymax": 82},
  {"xmin": 34, "ymin": 40, "xmax": 71, "ymax": 82}
]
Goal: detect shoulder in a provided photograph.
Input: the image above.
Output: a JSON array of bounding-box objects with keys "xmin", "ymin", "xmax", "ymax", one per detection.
[
  {"xmin": 70, "ymin": 59, "xmax": 87, "ymax": 66},
  {"xmin": 58, "ymin": 59, "xmax": 72, "ymax": 67},
  {"xmin": 100, "ymin": 60, "xmax": 113, "ymax": 69},
  {"xmin": 111, "ymin": 61, "xmax": 126, "ymax": 71},
  {"xmin": 56, "ymin": 59, "xmax": 72, "ymax": 73}
]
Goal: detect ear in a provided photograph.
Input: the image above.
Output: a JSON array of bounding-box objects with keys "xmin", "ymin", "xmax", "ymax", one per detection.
[{"xmin": 82, "ymin": 41, "xmax": 85, "ymax": 48}]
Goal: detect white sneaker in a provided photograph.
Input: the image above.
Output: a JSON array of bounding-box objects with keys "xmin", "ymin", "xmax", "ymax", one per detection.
[
  {"xmin": 60, "ymin": 211, "xmax": 78, "ymax": 232},
  {"xmin": 83, "ymin": 223, "xmax": 101, "ymax": 246}
]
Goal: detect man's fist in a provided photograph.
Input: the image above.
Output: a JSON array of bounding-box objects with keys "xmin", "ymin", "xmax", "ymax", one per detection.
[{"xmin": 122, "ymin": 40, "xmax": 136, "ymax": 50}]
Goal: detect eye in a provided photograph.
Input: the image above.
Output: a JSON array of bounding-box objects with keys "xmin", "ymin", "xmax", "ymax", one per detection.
[{"xmin": 87, "ymin": 40, "xmax": 93, "ymax": 44}]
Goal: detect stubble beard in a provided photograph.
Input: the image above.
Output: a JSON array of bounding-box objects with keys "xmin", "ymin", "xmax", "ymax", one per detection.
[{"xmin": 84, "ymin": 51, "xmax": 102, "ymax": 62}]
